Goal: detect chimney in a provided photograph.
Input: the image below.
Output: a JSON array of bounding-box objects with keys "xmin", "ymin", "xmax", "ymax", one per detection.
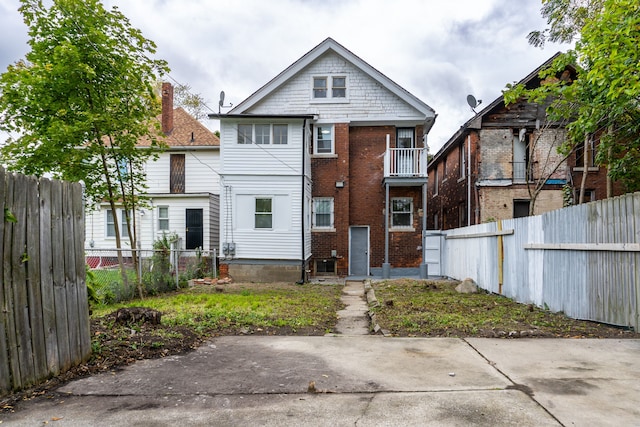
[{"xmin": 161, "ymin": 82, "xmax": 174, "ymax": 134}]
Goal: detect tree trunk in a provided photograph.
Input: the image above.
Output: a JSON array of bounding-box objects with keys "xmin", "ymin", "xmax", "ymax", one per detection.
[{"xmin": 579, "ymin": 135, "xmax": 589, "ymax": 204}]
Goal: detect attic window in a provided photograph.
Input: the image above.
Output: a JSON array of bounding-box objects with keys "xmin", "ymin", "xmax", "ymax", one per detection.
[{"xmin": 312, "ymin": 76, "xmax": 348, "ymax": 102}]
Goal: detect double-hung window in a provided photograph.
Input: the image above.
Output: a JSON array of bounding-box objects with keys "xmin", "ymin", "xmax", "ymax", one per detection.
[
  {"xmin": 314, "ymin": 125, "xmax": 334, "ymax": 155},
  {"xmin": 237, "ymin": 124, "xmax": 253, "ymax": 144},
  {"xmin": 312, "ymin": 198, "xmax": 334, "ymax": 229},
  {"xmin": 158, "ymin": 206, "xmax": 169, "ymax": 231},
  {"xmin": 106, "ymin": 209, "xmax": 130, "ymax": 237},
  {"xmin": 255, "ymin": 198, "xmax": 272, "ymax": 229},
  {"xmin": 312, "ymin": 76, "xmax": 347, "ymax": 100},
  {"xmin": 391, "ymin": 198, "xmax": 413, "ymax": 228}
]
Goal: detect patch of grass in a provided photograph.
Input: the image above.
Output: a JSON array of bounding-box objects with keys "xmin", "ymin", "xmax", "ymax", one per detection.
[
  {"xmin": 92, "ymin": 282, "xmax": 344, "ymax": 336},
  {"xmin": 371, "ymin": 279, "xmax": 636, "ymax": 338}
]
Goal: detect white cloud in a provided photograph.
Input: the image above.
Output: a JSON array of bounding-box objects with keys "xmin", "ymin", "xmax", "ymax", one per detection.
[{"xmin": 0, "ymin": 0, "xmax": 569, "ymax": 152}]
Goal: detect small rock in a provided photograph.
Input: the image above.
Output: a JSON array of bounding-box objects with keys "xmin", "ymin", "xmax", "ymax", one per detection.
[
  {"xmin": 455, "ymin": 278, "xmax": 478, "ymax": 294},
  {"xmin": 448, "ymin": 372, "xmax": 456, "ymax": 377},
  {"xmin": 508, "ymin": 330, "xmax": 519, "ymax": 338}
]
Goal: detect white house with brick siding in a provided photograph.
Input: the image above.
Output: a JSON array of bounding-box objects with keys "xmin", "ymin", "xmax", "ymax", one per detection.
[
  {"xmin": 212, "ymin": 38, "xmax": 436, "ymax": 282},
  {"xmin": 85, "ymin": 83, "xmax": 220, "ymax": 254}
]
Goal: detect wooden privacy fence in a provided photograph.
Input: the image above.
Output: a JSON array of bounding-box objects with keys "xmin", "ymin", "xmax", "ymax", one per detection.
[
  {"xmin": 441, "ymin": 191, "xmax": 640, "ymax": 331},
  {"xmin": 0, "ymin": 167, "xmax": 90, "ymax": 396}
]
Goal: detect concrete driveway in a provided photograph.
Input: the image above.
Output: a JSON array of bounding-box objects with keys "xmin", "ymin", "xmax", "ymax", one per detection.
[{"xmin": 2, "ymin": 336, "xmax": 639, "ymax": 426}]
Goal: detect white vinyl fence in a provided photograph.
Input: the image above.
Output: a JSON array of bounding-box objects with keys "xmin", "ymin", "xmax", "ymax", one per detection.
[{"xmin": 441, "ymin": 192, "xmax": 640, "ymax": 331}]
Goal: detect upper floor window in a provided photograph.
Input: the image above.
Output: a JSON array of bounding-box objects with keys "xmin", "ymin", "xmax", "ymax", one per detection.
[
  {"xmin": 459, "ymin": 141, "xmax": 466, "ymax": 179},
  {"xmin": 312, "ymin": 76, "xmax": 347, "ymax": 101},
  {"xmin": 170, "ymin": 154, "xmax": 185, "ymax": 194},
  {"xmin": 314, "ymin": 125, "xmax": 334, "ymax": 155},
  {"xmin": 575, "ymin": 137, "xmax": 596, "ymax": 167},
  {"xmin": 433, "ymin": 164, "xmax": 439, "ymax": 195},
  {"xmin": 237, "ymin": 124, "xmax": 289, "ymax": 145}
]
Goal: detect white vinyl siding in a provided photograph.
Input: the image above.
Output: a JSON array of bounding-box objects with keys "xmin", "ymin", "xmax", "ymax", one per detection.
[
  {"xmin": 220, "ymin": 120, "xmax": 304, "ymax": 176},
  {"xmin": 246, "ymin": 52, "xmax": 423, "ymax": 120},
  {"xmin": 145, "ymin": 150, "xmax": 220, "ymax": 194},
  {"xmin": 219, "ymin": 176, "xmax": 303, "ymax": 260}
]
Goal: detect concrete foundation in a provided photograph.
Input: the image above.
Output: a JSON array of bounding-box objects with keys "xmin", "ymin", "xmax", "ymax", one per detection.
[{"xmin": 227, "ymin": 262, "xmax": 303, "ymax": 283}]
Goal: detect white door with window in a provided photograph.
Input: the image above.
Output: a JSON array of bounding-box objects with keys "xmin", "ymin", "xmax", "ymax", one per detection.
[{"xmin": 396, "ymin": 128, "xmax": 415, "ymax": 175}]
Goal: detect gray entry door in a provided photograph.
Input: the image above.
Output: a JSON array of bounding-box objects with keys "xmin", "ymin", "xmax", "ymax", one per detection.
[{"xmin": 349, "ymin": 226, "xmax": 369, "ymax": 276}]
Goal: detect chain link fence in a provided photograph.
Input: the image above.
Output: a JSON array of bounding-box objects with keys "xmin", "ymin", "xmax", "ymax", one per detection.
[{"xmin": 85, "ymin": 248, "xmax": 217, "ymax": 304}]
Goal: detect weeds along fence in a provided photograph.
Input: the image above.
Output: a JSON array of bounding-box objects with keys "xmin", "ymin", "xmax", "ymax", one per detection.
[
  {"xmin": 0, "ymin": 168, "xmax": 90, "ymax": 396},
  {"xmin": 441, "ymin": 191, "xmax": 640, "ymax": 331},
  {"xmin": 85, "ymin": 248, "xmax": 217, "ymax": 304}
]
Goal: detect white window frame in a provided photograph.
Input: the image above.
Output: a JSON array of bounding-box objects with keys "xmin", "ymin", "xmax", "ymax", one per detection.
[
  {"xmin": 312, "ymin": 197, "xmax": 334, "ymax": 230},
  {"xmin": 311, "ymin": 75, "xmax": 348, "ymax": 102},
  {"xmin": 390, "ymin": 198, "xmax": 413, "ymax": 230},
  {"xmin": 255, "ymin": 197, "xmax": 273, "ymax": 229},
  {"xmin": 254, "ymin": 124, "xmax": 271, "ymax": 145},
  {"xmin": 237, "ymin": 124, "xmax": 288, "ymax": 145},
  {"xmin": 158, "ymin": 206, "xmax": 169, "ymax": 231},
  {"xmin": 313, "ymin": 125, "xmax": 334, "ymax": 155},
  {"xmin": 105, "ymin": 209, "xmax": 130, "ymax": 238}
]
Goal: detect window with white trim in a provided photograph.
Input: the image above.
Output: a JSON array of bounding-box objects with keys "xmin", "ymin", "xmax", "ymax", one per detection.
[
  {"xmin": 312, "ymin": 198, "xmax": 334, "ymax": 229},
  {"xmin": 314, "ymin": 125, "xmax": 334, "ymax": 155},
  {"xmin": 255, "ymin": 124, "xmax": 270, "ymax": 144},
  {"xmin": 273, "ymin": 124, "xmax": 288, "ymax": 144},
  {"xmin": 237, "ymin": 124, "xmax": 288, "ymax": 145},
  {"xmin": 158, "ymin": 206, "xmax": 169, "ymax": 231},
  {"xmin": 255, "ymin": 198, "xmax": 272, "ymax": 229},
  {"xmin": 237, "ymin": 124, "xmax": 252, "ymax": 144},
  {"xmin": 391, "ymin": 198, "xmax": 413, "ymax": 228},
  {"xmin": 312, "ymin": 76, "xmax": 347, "ymax": 100},
  {"xmin": 106, "ymin": 209, "xmax": 129, "ymax": 237}
]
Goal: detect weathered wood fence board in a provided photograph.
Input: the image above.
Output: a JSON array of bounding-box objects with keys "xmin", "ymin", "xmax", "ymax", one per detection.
[
  {"xmin": 441, "ymin": 191, "xmax": 640, "ymax": 331},
  {"xmin": 0, "ymin": 168, "xmax": 90, "ymax": 396}
]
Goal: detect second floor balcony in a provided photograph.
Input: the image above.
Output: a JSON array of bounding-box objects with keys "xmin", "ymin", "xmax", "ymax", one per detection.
[{"xmin": 383, "ymin": 147, "xmax": 428, "ymax": 185}]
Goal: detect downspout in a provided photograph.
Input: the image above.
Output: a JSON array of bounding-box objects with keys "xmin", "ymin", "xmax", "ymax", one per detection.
[
  {"xmin": 467, "ymin": 134, "xmax": 471, "ymax": 226},
  {"xmin": 420, "ymin": 132, "xmax": 428, "ymax": 279},
  {"xmin": 382, "ymin": 134, "xmax": 391, "ymax": 279},
  {"xmin": 298, "ymin": 119, "xmax": 307, "ymax": 284}
]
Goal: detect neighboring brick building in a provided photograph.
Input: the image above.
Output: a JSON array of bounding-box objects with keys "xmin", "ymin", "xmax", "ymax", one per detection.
[
  {"xmin": 213, "ymin": 38, "xmax": 436, "ymax": 280},
  {"xmin": 428, "ymin": 54, "xmax": 624, "ymax": 230}
]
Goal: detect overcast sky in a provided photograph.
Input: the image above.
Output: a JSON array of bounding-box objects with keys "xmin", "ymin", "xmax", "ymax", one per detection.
[{"xmin": 0, "ymin": 0, "xmax": 569, "ymax": 153}]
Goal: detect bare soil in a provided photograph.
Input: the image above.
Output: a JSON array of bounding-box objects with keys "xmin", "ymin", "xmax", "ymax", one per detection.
[{"xmin": 2, "ymin": 280, "xmax": 638, "ymax": 412}]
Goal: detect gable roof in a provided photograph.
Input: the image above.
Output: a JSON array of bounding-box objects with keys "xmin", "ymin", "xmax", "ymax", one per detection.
[
  {"xmin": 429, "ymin": 52, "xmax": 564, "ymax": 165},
  {"xmin": 138, "ymin": 107, "xmax": 220, "ymax": 148},
  {"xmin": 229, "ymin": 37, "xmax": 436, "ymax": 126}
]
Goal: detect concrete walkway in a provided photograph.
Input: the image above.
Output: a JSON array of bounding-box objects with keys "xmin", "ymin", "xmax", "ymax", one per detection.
[{"xmin": 333, "ymin": 280, "xmax": 370, "ymax": 335}]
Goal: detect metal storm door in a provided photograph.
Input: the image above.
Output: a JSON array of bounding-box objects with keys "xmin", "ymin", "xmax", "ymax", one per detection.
[
  {"xmin": 349, "ymin": 226, "xmax": 369, "ymax": 276},
  {"xmin": 185, "ymin": 209, "xmax": 203, "ymax": 250}
]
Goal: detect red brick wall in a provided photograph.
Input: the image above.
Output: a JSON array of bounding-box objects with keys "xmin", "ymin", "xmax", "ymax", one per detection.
[{"xmin": 312, "ymin": 124, "xmax": 426, "ymax": 275}]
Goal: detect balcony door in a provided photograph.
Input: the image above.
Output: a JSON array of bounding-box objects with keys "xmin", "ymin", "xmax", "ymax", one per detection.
[{"xmin": 396, "ymin": 128, "xmax": 415, "ymax": 175}]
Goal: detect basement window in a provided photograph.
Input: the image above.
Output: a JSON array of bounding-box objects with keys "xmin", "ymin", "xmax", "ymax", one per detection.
[{"xmin": 315, "ymin": 259, "xmax": 336, "ymax": 275}]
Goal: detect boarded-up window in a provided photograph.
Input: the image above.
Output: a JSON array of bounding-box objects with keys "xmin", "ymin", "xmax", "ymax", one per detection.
[{"xmin": 170, "ymin": 154, "xmax": 185, "ymax": 194}]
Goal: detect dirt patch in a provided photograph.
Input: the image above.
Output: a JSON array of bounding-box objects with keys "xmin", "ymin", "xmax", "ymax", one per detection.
[
  {"xmin": 3, "ymin": 279, "xmax": 638, "ymax": 412},
  {"xmin": 371, "ymin": 279, "xmax": 640, "ymax": 339}
]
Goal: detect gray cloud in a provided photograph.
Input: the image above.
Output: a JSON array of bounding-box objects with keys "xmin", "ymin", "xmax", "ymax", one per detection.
[{"xmin": 0, "ymin": 0, "xmax": 569, "ymax": 152}]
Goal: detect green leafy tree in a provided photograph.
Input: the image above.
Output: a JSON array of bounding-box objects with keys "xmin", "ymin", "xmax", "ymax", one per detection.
[
  {"xmin": 506, "ymin": 0, "xmax": 640, "ymax": 197},
  {"xmin": 0, "ymin": 0, "xmax": 169, "ymax": 296}
]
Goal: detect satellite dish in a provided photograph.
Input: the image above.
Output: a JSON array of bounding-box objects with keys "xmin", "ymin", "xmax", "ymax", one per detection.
[
  {"xmin": 466, "ymin": 94, "xmax": 482, "ymax": 114},
  {"xmin": 218, "ymin": 90, "xmax": 232, "ymax": 113}
]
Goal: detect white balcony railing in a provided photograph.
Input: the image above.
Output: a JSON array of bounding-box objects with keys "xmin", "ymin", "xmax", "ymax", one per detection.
[{"xmin": 383, "ymin": 147, "xmax": 427, "ymax": 178}]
